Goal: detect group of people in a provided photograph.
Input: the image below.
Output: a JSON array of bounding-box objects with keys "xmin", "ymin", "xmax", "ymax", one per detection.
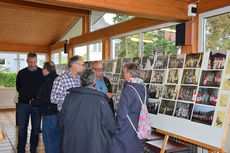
[{"xmin": 16, "ymin": 53, "xmax": 148, "ymax": 153}]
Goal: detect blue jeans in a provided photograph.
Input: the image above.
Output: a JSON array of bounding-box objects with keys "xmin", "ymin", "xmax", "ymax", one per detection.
[
  {"xmin": 17, "ymin": 103, "xmax": 40, "ymax": 153},
  {"xmin": 42, "ymin": 115, "xmax": 60, "ymax": 153}
]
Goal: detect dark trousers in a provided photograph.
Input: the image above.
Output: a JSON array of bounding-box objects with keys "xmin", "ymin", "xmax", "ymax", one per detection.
[
  {"xmin": 17, "ymin": 103, "xmax": 40, "ymax": 153},
  {"xmin": 42, "ymin": 115, "xmax": 60, "ymax": 153},
  {"xmin": 58, "ymin": 112, "xmax": 64, "ymax": 153}
]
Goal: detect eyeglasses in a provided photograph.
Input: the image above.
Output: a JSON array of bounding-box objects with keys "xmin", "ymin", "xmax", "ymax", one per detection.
[
  {"xmin": 76, "ymin": 63, "xmax": 85, "ymax": 67},
  {"xmin": 93, "ymin": 68, "xmax": 104, "ymax": 72}
]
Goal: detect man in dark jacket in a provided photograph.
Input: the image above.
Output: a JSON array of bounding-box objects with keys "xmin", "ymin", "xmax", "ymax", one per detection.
[
  {"xmin": 31, "ymin": 61, "xmax": 59, "ymax": 153},
  {"xmin": 60, "ymin": 68, "xmax": 116, "ymax": 153},
  {"xmin": 92, "ymin": 61, "xmax": 115, "ymax": 115},
  {"xmin": 16, "ymin": 53, "xmax": 44, "ymax": 153}
]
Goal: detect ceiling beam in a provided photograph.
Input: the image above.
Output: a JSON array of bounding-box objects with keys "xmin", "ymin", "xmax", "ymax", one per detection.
[
  {"xmin": 0, "ymin": 42, "xmax": 49, "ymax": 53},
  {"xmin": 0, "ymin": 0, "xmax": 89, "ymax": 16},
  {"xmin": 198, "ymin": 0, "xmax": 230, "ymax": 13},
  {"xmin": 24, "ymin": 0, "xmax": 191, "ymax": 21}
]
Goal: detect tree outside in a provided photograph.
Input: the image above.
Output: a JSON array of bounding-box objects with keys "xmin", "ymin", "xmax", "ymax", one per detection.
[{"xmin": 205, "ymin": 12, "xmax": 230, "ymax": 52}]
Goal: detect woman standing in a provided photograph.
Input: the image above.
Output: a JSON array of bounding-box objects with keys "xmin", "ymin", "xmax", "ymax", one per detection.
[{"xmin": 113, "ymin": 63, "xmax": 148, "ymax": 153}]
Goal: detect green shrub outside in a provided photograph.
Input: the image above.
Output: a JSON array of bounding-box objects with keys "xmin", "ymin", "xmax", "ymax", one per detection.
[{"xmin": 0, "ymin": 71, "xmax": 17, "ymax": 87}]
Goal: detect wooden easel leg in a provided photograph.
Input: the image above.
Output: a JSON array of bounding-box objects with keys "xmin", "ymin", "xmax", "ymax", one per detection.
[{"xmin": 160, "ymin": 135, "xmax": 169, "ymax": 153}]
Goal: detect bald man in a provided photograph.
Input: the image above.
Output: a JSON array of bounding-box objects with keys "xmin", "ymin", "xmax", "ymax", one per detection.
[{"xmin": 92, "ymin": 61, "xmax": 115, "ymax": 115}]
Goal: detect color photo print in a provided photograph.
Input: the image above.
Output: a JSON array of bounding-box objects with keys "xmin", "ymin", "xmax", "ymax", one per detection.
[
  {"xmin": 199, "ymin": 70, "xmax": 222, "ymax": 87},
  {"xmin": 162, "ymin": 85, "xmax": 178, "ymax": 100},
  {"xmin": 147, "ymin": 99, "xmax": 160, "ymax": 115},
  {"xmin": 177, "ymin": 85, "xmax": 197, "ymax": 102},
  {"xmin": 196, "ymin": 87, "xmax": 219, "ymax": 106},
  {"xmin": 208, "ymin": 51, "xmax": 227, "ymax": 69},
  {"xmin": 151, "ymin": 70, "xmax": 166, "ymax": 84},
  {"xmin": 181, "ymin": 69, "xmax": 200, "ymax": 85},
  {"xmin": 140, "ymin": 70, "xmax": 152, "ymax": 83},
  {"xmin": 154, "ymin": 55, "xmax": 168, "ymax": 69},
  {"xmin": 159, "ymin": 100, "xmax": 176, "ymax": 116},
  {"xmin": 192, "ymin": 104, "xmax": 215, "ymax": 126},
  {"xmin": 168, "ymin": 54, "xmax": 185, "ymax": 68},
  {"xmin": 184, "ymin": 53, "xmax": 203, "ymax": 68},
  {"xmin": 167, "ymin": 69, "xmax": 180, "ymax": 84},
  {"xmin": 174, "ymin": 102, "xmax": 193, "ymax": 120}
]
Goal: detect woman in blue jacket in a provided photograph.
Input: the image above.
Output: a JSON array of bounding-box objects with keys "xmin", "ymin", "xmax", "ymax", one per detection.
[{"xmin": 113, "ymin": 63, "xmax": 148, "ymax": 153}]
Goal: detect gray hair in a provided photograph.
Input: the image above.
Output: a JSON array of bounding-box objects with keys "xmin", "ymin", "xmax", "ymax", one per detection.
[
  {"xmin": 124, "ymin": 63, "xmax": 140, "ymax": 77},
  {"xmin": 68, "ymin": 55, "xmax": 82, "ymax": 68},
  {"xmin": 80, "ymin": 68, "xmax": 96, "ymax": 87},
  {"xmin": 43, "ymin": 61, "xmax": 56, "ymax": 73}
]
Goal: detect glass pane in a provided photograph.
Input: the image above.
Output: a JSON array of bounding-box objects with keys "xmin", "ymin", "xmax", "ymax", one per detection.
[
  {"xmin": 74, "ymin": 46, "xmax": 87, "ymax": 61},
  {"xmin": 112, "ymin": 34, "xmax": 139, "ymax": 59},
  {"xmin": 205, "ymin": 12, "xmax": 230, "ymax": 52},
  {"xmin": 0, "ymin": 52, "xmax": 17, "ymax": 87},
  {"xmin": 143, "ymin": 26, "xmax": 179, "ymax": 56},
  {"xmin": 19, "ymin": 54, "xmax": 27, "ymax": 70},
  {"xmin": 88, "ymin": 42, "xmax": 102, "ymax": 61},
  {"xmin": 51, "ymin": 52, "xmax": 60, "ymax": 64},
  {"xmin": 61, "ymin": 51, "xmax": 68, "ymax": 64},
  {"xmin": 37, "ymin": 54, "xmax": 46, "ymax": 68}
]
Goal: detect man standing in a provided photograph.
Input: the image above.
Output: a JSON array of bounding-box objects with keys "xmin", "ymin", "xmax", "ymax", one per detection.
[
  {"xmin": 16, "ymin": 53, "xmax": 44, "ymax": 153},
  {"xmin": 92, "ymin": 61, "xmax": 115, "ymax": 115},
  {"xmin": 50, "ymin": 55, "xmax": 84, "ymax": 151}
]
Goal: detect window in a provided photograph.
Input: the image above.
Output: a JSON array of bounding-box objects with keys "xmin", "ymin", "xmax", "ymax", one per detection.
[
  {"xmin": 88, "ymin": 42, "xmax": 102, "ymax": 61},
  {"xmin": 112, "ymin": 34, "xmax": 140, "ymax": 58},
  {"xmin": 0, "ymin": 52, "xmax": 17, "ymax": 72},
  {"xmin": 61, "ymin": 51, "xmax": 68, "ymax": 64},
  {"xmin": 91, "ymin": 11, "xmax": 134, "ymax": 31},
  {"xmin": 74, "ymin": 45, "xmax": 87, "ymax": 61},
  {"xmin": 199, "ymin": 6, "xmax": 230, "ymax": 52},
  {"xmin": 51, "ymin": 52, "xmax": 60, "ymax": 64},
  {"xmin": 143, "ymin": 27, "xmax": 179, "ymax": 56}
]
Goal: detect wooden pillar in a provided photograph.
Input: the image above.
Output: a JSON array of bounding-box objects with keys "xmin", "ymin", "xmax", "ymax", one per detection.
[
  {"xmin": 82, "ymin": 14, "xmax": 90, "ymax": 34},
  {"xmin": 102, "ymin": 37, "xmax": 111, "ymax": 60},
  {"xmin": 68, "ymin": 45, "xmax": 73, "ymax": 60},
  {"xmin": 47, "ymin": 52, "xmax": 51, "ymax": 61},
  {"xmin": 181, "ymin": 15, "xmax": 199, "ymax": 54}
]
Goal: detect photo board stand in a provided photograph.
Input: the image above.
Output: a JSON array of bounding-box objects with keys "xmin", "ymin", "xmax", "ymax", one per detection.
[{"xmin": 156, "ymin": 102, "xmax": 230, "ymax": 153}]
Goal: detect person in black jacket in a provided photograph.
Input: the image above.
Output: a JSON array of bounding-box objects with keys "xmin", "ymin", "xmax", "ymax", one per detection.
[
  {"xmin": 16, "ymin": 53, "xmax": 44, "ymax": 153},
  {"xmin": 31, "ymin": 61, "xmax": 59, "ymax": 153},
  {"xmin": 92, "ymin": 61, "xmax": 115, "ymax": 115},
  {"xmin": 60, "ymin": 68, "xmax": 116, "ymax": 153}
]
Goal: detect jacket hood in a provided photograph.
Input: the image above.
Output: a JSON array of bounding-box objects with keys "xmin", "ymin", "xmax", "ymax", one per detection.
[{"xmin": 68, "ymin": 87, "xmax": 110, "ymax": 101}]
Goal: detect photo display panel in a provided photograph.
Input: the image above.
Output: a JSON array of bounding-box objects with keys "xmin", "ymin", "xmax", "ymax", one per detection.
[{"xmin": 55, "ymin": 51, "xmax": 230, "ymax": 148}]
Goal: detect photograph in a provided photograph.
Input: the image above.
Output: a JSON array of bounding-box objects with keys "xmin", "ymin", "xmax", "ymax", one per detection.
[
  {"xmin": 118, "ymin": 79, "xmax": 125, "ymax": 91},
  {"xmin": 208, "ymin": 51, "xmax": 226, "ymax": 69},
  {"xmin": 133, "ymin": 57, "xmax": 142, "ymax": 64},
  {"xmin": 159, "ymin": 100, "xmax": 176, "ymax": 116},
  {"xmin": 214, "ymin": 110, "xmax": 226, "ymax": 128},
  {"xmin": 181, "ymin": 69, "xmax": 200, "ymax": 85},
  {"xmin": 174, "ymin": 102, "xmax": 194, "ymax": 120},
  {"xmin": 177, "ymin": 85, "xmax": 197, "ymax": 102},
  {"xmin": 151, "ymin": 70, "xmax": 166, "ymax": 84},
  {"xmin": 147, "ymin": 99, "xmax": 160, "ymax": 115},
  {"xmin": 148, "ymin": 84, "xmax": 163, "ymax": 99},
  {"xmin": 199, "ymin": 70, "xmax": 222, "ymax": 87},
  {"xmin": 112, "ymin": 84, "xmax": 118, "ymax": 94},
  {"xmin": 141, "ymin": 56, "xmax": 155, "ymax": 70},
  {"xmin": 222, "ymin": 79, "xmax": 230, "ymax": 90},
  {"xmin": 154, "ymin": 55, "xmax": 169, "ymax": 69},
  {"xmin": 196, "ymin": 87, "xmax": 219, "ymax": 106},
  {"xmin": 104, "ymin": 73, "xmax": 112, "ymax": 81},
  {"xmin": 225, "ymin": 54, "xmax": 230, "ymax": 75},
  {"xmin": 84, "ymin": 61, "xmax": 93, "ymax": 69},
  {"xmin": 140, "ymin": 70, "xmax": 152, "ymax": 83},
  {"xmin": 105, "ymin": 62, "xmax": 114, "ymax": 73},
  {"xmin": 167, "ymin": 69, "xmax": 180, "ymax": 84},
  {"xmin": 122, "ymin": 58, "xmax": 133, "ymax": 67},
  {"xmin": 218, "ymin": 94, "xmax": 229, "ymax": 107},
  {"xmin": 115, "ymin": 59, "xmax": 122, "ymax": 74},
  {"xmin": 110, "ymin": 74, "xmax": 120, "ymax": 84},
  {"xmin": 162, "ymin": 85, "xmax": 178, "ymax": 100},
  {"xmin": 184, "ymin": 53, "xmax": 203, "ymax": 68},
  {"xmin": 168, "ymin": 54, "xmax": 185, "ymax": 68},
  {"xmin": 191, "ymin": 104, "xmax": 215, "ymax": 126}
]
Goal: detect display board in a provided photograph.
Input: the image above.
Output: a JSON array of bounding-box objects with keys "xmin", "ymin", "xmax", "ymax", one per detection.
[{"xmin": 56, "ymin": 51, "xmax": 230, "ymax": 149}]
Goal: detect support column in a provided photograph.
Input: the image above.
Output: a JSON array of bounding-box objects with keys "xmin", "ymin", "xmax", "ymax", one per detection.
[
  {"xmin": 82, "ymin": 14, "xmax": 90, "ymax": 34},
  {"xmin": 102, "ymin": 37, "xmax": 111, "ymax": 60}
]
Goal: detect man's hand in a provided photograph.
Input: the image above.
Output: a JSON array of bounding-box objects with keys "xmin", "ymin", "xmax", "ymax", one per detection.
[{"xmin": 106, "ymin": 93, "xmax": 113, "ymax": 99}]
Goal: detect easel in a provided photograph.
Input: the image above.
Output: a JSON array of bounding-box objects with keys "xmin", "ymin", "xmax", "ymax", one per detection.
[{"xmin": 156, "ymin": 103, "xmax": 230, "ymax": 153}]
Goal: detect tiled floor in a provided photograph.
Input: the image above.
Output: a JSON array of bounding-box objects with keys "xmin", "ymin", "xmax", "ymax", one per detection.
[{"xmin": 0, "ymin": 109, "xmax": 45, "ymax": 153}]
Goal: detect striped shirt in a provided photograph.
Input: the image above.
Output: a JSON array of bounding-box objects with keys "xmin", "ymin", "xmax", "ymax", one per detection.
[{"xmin": 50, "ymin": 71, "xmax": 81, "ymax": 111}]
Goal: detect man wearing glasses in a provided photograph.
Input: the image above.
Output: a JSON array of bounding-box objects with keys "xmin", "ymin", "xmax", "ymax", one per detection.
[
  {"xmin": 50, "ymin": 55, "xmax": 84, "ymax": 152},
  {"xmin": 92, "ymin": 61, "xmax": 115, "ymax": 115}
]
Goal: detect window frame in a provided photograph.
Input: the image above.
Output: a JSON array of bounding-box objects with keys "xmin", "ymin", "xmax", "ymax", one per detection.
[{"xmin": 198, "ymin": 5, "xmax": 230, "ymax": 53}]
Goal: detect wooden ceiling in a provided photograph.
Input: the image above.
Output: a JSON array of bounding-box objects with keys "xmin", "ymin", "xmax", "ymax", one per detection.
[{"xmin": 0, "ymin": 0, "xmax": 89, "ymax": 47}]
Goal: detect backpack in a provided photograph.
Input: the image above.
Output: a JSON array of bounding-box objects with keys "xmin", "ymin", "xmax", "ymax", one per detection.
[{"xmin": 126, "ymin": 85, "xmax": 152, "ymax": 139}]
